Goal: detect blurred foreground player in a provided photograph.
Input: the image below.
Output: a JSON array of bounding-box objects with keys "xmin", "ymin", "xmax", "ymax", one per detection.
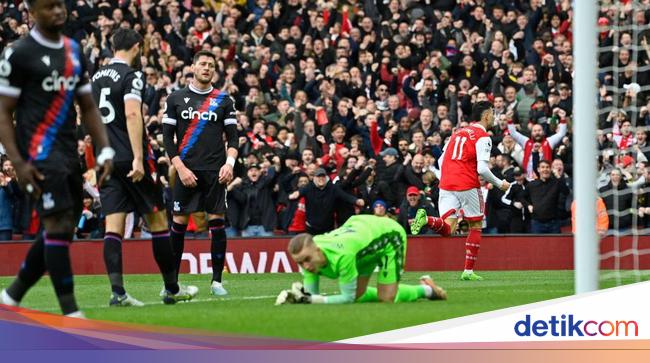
[
  {"xmin": 0, "ymin": 0, "xmax": 113, "ymax": 316},
  {"xmin": 91, "ymin": 28, "xmax": 197, "ymax": 306},
  {"xmin": 162, "ymin": 51, "xmax": 238, "ymax": 296},
  {"xmin": 277, "ymin": 215, "xmax": 447, "ymax": 305},
  {"xmin": 410, "ymin": 102, "xmax": 510, "ymax": 281}
]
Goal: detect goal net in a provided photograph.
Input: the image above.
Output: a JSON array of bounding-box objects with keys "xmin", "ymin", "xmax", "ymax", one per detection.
[{"xmin": 595, "ymin": 1, "xmax": 650, "ymax": 286}]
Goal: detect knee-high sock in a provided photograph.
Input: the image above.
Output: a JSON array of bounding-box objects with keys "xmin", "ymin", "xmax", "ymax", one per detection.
[
  {"xmin": 170, "ymin": 222, "xmax": 187, "ymax": 278},
  {"xmin": 44, "ymin": 232, "xmax": 78, "ymax": 315},
  {"xmin": 6, "ymin": 233, "xmax": 46, "ymax": 302},
  {"xmin": 151, "ymin": 230, "xmax": 179, "ymax": 294},
  {"xmin": 427, "ymin": 216, "xmax": 451, "ymax": 237},
  {"xmin": 356, "ymin": 285, "xmax": 427, "ymax": 303},
  {"xmin": 209, "ymin": 218, "xmax": 227, "ymax": 283},
  {"xmin": 103, "ymin": 232, "xmax": 124, "ymax": 295},
  {"xmin": 464, "ymin": 228, "xmax": 481, "ymax": 271}
]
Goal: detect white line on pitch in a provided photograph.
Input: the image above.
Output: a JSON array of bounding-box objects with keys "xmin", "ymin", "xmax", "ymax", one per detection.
[{"xmin": 20, "ymin": 294, "xmax": 277, "ymax": 313}]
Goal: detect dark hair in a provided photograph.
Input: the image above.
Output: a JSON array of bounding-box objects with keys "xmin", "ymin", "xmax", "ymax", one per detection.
[
  {"xmin": 193, "ymin": 50, "xmax": 216, "ymax": 64},
  {"xmin": 112, "ymin": 28, "xmax": 143, "ymax": 52},
  {"xmin": 470, "ymin": 101, "xmax": 493, "ymax": 122},
  {"xmin": 331, "ymin": 123, "xmax": 346, "ymax": 133}
]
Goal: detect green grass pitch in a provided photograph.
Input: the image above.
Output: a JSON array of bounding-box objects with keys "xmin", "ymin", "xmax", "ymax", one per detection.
[{"xmin": 0, "ymin": 271, "xmax": 637, "ymax": 341}]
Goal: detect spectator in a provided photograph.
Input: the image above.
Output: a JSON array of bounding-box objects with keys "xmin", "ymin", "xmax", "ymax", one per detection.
[
  {"xmin": 551, "ymin": 158, "xmax": 573, "ymax": 226},
  {"xmin": 484, "ymin": 177, "xmax": 512, "ymax": 234},
  {"xmin": 372, "ymin": 200, "xmax": 388, "ymax": 217},
  {"xmin": 0, "ymin": 162, "xmax": 16, "ymax": 241},
  {"xmin": 503, "ymin": 168, "xmax": 532, "ymax": 233},
  {"xmin": 283, "ymin": 173, "xmax": 311, "ymax": 234},
  {"xmin": 375, "ymin": 147, "xmax": 401, "ymax": 186},
  {"xmin": 334, "ymin": 156, "xmax": 371, "ymax": 226},
  {"xmin": 571, "ymin": 198, "xmax": 609, "ymax": 238},
  {"xmin": 395, "ymin": 153, "xmax": 425, "ymax": 199},
  {"xmin": 289, "ymin": 167, "xmax": 364, "ymax": 235},
  {"xmin": 527, "ymin": 160, "xmax": 571, "ymax": 234},
  {"xmin": 359, "ymin": 167, "xmax": 394, "ymax": 210},
  {"xmin": 231, "ymin": 162, "xmax": 280, "ymax": 237},
  {"xmin": 507, "ymin": 110, "xmax": 568, "ymax": 180},
  {"xmin": 599, "ymin": 168, "xmax": 635, "ymax": 232},
  {"xmin": 398, "ymin": 186, "xmax": 436, "ymax": 236},
  {"xmin": 0, "ymin": 0, "xmax": 639, "ymax": 237},
  {"xmin": 76, "ymin": 192, "xmax": 103, "ymax": 239},
  {"xmin": 498, "ymin": 134, "xmax": 524, "ymax": 166}
]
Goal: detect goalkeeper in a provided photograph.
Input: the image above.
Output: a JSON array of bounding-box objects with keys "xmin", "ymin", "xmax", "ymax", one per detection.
[{"xmin": 279, "ymin": 215, "xmax": 447, "ymax": 304}]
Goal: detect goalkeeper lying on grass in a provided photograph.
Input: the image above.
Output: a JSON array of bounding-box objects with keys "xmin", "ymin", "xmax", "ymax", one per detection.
[{"xmin": 276, "ymin": 215, "xmax": 447, "ymax": 305}]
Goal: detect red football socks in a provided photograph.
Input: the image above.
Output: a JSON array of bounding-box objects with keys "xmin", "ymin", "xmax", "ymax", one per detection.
[{"xmin": 464, "ymin": 228, "xmax": 481, "ymax": 270}]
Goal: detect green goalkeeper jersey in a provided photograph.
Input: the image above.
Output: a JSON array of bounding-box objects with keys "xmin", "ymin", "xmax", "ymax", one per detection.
[{"xmin": 303, "ymin": 215, "xmax": 407, "ymax": 304}]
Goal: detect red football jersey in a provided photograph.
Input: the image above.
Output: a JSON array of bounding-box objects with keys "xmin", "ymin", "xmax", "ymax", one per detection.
[{"xmin": 439, "ymin": 124, "xmax": 492, "ymax": 191}]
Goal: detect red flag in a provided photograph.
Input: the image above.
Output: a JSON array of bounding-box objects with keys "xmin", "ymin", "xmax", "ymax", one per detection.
[
  {"xmin": 341, "ymin": 11, "xmax": 352, "ymax": 35},
  {"xmin": 316, "ymin": 108, "xmax": 328, "ymax": 126}
]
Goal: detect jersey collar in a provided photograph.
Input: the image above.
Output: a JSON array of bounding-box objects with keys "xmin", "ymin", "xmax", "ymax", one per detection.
[
  {"xmin": 470, "ymin": 122, "xmax": 487, "ymax": 132},
  {"xmin": 30, "ymin": 28, "xmax": 64, "ymax": 49},
  {"xmin": 189, "ymin": 83, "xmax": 214, "ymax": 94},
  {"xmin": 109, "ymin": 58, "xmax": 129, "ymax": 65}
]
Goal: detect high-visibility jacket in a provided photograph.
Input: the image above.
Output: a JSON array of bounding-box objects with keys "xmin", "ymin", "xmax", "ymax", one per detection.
[{"xmin": 571, "ymin": 198, "xmax": 609, "ymax": 235}]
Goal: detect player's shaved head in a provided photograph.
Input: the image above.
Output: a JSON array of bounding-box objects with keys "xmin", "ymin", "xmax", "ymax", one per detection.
[
  {"xmin": 27, "ymin": 0, "xmax": 67, "ymax": 33},
  {"xmin": 289, "ymin": 233, "xmax": 314, "ymax": 255}
]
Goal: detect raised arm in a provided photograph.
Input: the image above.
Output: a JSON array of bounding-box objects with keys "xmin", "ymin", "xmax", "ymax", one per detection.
[
  {"xmin": 546, "ymin": 115, "xmax": 568, "ymax": 148},
  {"xmin": 507, "ymin": 119, "xmax": 529, "ymax": 147}
]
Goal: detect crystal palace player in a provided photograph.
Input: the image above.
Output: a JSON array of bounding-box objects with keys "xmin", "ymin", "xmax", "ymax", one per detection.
[
  {"xmin": 91, "ymin": 28, "xmax": 197, "ymax": 306},
  {"xmin": 0, "ymin": 0, "xmax": 114, "ymax": 316},
  {"xmin": 411, "ymin": 102, "xmax": 510, "ymax": 281},
  {"xmin": 162, "ymin": 50, "xmax": 238, "ymax": 296}
]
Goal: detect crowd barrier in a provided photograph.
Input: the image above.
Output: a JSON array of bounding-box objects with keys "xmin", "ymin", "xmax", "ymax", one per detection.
[{"xmin": 0, "ymin": 235, "xmax": 647, "ymax": 276}]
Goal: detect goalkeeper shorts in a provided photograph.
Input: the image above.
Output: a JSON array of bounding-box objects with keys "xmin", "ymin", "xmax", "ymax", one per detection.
[{"xmin": 357, "ymin": 233, "xmax": 406, "ymax": 285}]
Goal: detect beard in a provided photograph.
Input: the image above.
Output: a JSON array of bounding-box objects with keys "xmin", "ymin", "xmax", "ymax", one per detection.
[{"xmin": 196, "ymin": 75, "xmax": 212, "ymax": 85}]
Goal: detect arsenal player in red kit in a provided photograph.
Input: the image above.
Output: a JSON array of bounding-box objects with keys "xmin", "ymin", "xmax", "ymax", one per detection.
[{"xmin": 411, "ymin": 101, "xmax": 510, "ymax": 281}]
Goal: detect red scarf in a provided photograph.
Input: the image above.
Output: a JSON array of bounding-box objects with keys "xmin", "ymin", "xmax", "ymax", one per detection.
[{"xmin": 522, "ymin": 138, "xmax": 553, "ymax": 172}]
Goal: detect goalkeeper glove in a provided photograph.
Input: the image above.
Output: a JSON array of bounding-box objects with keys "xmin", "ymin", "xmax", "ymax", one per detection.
[{"xmin": 274, "ymin": 282, "xmax": 312, "ymax": 305}]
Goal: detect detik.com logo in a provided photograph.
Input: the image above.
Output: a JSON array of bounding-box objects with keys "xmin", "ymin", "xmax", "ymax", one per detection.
[{"xmin": 514, "ymin": 315, "xmax": 639, "ymax": 337}]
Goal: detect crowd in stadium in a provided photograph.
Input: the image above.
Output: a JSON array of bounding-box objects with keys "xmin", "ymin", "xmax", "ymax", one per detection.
[{"xmin": 0, "ymin": 0, "xmax": 649, "ymax": 241}]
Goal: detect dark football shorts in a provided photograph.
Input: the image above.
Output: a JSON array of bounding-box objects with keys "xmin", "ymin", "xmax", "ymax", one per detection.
[
  {"xmin": 172, "ymin": 170, "xmax": 226, "ymax": 215},
  {"xmin": 100, "ymin": 161, "xmax": 165, "ymax": 215},
  {"xmin": 33, "ymin": 160, "xmax": 83, "ymax": 219}
]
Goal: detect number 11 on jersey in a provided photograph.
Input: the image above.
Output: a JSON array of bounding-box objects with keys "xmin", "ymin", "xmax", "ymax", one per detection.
[{"xmin": 451, "ymin": 136, "xmax": 467, "ymax": 160}]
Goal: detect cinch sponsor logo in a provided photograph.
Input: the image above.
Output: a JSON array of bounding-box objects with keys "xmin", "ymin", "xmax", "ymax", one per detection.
[
  {"xmin": 515, "ymin": 314, "xmax": 639, "ymax": 337},
  {"xmin": 181, "ymin": 107, "xmax": 218, "ymax": 122},
  {"xmin": 42, "ymin": 71, "xmax": 79, "ymax": 92}
]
